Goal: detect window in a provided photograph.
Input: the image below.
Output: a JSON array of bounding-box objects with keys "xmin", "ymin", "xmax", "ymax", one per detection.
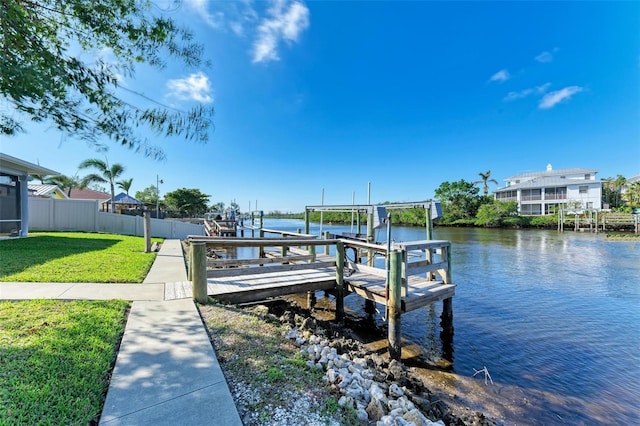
[
  {"xmin": 586, "ymin": 202, "xmax": 593, "ymax": 209},
  {"xmin": 585, "ymin": 173, "xmax": 590, "ymax": 180},
  {"xmin": 521, "ymin": 204, "xmax": 542, "ymax": 215},
  {"xmin": 579, "ymin": 185, "xmax": 588, "ymax": 194}
]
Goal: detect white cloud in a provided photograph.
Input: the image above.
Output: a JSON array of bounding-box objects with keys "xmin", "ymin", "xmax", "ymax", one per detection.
[
  {"xmin": 188, "ymin": 0, "xmax": 225, "ymax": 28},
  {"xmin": 252, "ymin": 0, "xmax": 310, "ymax": 63},
  {"xmin": 539, "ymin": 86, "xmax": 583, "ymax": 109},
  {"xmin": 503, "ymin": 83, "xmax": 551, "ymax": 101},
  {"xmin": 535, "ymin": 48, "xmax": 559, "ymax": 63},
  {"xmin": 535, "ymin": 51, "xmax": 553, "ymax": 63},
  {"xmin": 166, "ymin": 72, "xmax": 213, "ymax": 103},
  {"xmin": 489, "ymin": 69, "xmax": 510, "ymax": 83}
]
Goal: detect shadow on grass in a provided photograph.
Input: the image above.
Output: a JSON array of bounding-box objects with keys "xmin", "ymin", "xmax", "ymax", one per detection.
[{"xmin": 0, "ymin": 235, "xmax": 120, "ymax": 277}]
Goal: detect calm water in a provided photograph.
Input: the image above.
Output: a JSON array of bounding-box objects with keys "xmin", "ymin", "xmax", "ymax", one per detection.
[{"xmin": 259, "ymin": 219, "xmax": 640, "ymax": 425}]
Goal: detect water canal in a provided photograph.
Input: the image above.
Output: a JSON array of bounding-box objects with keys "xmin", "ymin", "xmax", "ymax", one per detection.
[{"xmin": 258, "ymin": 219, "xmax": 640, "ymax": 425}]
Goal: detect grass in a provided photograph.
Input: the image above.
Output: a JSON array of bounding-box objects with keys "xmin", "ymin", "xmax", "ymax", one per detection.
[
  {"xmin": 0, "ymin": 232, "xmax": 161, "ymax": 282},
  {"xmin": 0, "ymin": 299, "xmax": 129, "ymax": 424}
]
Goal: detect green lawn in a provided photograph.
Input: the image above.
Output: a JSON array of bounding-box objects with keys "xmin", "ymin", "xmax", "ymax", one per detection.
[
  {"xmin": 0, "ymin": 232, "xmax": 161, "ymax": 283},
  {"xmin": 0, "ymin": 300, "xmax": 129, "ymax": 424},
  {"xmin": 0, "ymin": 233, "xmax": 160, "ymax": 423}
]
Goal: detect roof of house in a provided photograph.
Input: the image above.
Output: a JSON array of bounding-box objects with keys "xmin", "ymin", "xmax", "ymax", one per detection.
[
  {"xmin": 626, "ymin": 174, "xmax": 640, "ymax": 184},
  {"xmin": 27, "ymin": 184, "xmax": 68, "ymax": 198},
  {"xmin": 495, "ymin": 176, "xmax": 603, "ymax": 192},
  {"xmin": 69, "ymin": 188, "xmax": 111, "ymax": 200},
  {"xmin": 0, "ymin": 152, "xmax": 59, "ymax": 176},
  {"xmin": 105, "ymin": 192, "xmax": 143, "ymax": 205},
  {"xmin": 506, "ymin": 167, "xmax": 598, "ymax": 181}
]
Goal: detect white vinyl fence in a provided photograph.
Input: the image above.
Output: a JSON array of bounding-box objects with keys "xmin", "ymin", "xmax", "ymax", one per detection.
[{"xmin": 28, "ymin": 198, "xmax": 204, "ymax": 239}]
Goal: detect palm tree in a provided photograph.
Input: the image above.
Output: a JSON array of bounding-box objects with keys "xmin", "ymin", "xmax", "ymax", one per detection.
[
  {"xmin": 47, "ymin": 174, "xmax": 82, "ymax": 197},
  {"xmin": 79, "ymin": 158, "xmax": 125, "ymax": 213},
  {"xmin": 603, "ymin": 175, "xmax": 627, "ymax": 208},
  {"xmin": 474, "ymin": 170, "xmax": 499, "ymax": 196},
  {"xmin": 117, "ymin": 178, "xmax": 133, "ymax": 195},
  {"xmin": 624, "ymin": 181, "xmax": 640, "ymax": 208}
]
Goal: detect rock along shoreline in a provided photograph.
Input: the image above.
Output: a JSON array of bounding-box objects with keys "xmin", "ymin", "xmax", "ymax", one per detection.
[{"xmin": 274, "ymin": 303, "xmax": 496, "ymax": 426}]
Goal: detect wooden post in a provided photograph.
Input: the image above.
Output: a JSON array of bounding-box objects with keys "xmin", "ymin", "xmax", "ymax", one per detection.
[
  {"xmin": 441, "ymin": 244, "xmax": 453, "ymax": 336},
  {"xmin": 388, "ymin": 249, "xmax": 402, "ymax": 361},
  {"xmin": 335, "ymin": 241, "xmax": 345, "ymax": 321},
  {"xmin": 367, "ymin": 210, "xmax": 374, "ymax": 266},
  {"xmin": 143, "ymin": 210, "xmax": 151, "ymax": 253},
  {"xmin": 259, "ymin": 229, "xmax": 265, "ymax": 258},
  {"xmin": 304, "ymin": 209, "xmax": 310, "ymax": 235},
  {"xmin": 307, "ymin": 243, "xmax": 317, "ymax": 308},
  {"xmin": 324, "ymin": 231, "xmax": 330, "ymax": 255},
  {"xmin": 191, "ymin": 242, "xmax": 208, "ymax": 304},
  {"xmin": 307, "ymin": 291, "xmax": 317, "ymax": 309},
  {"xmin": 425, "ymin": 205, "xmax": 433, "ymax": 240}
]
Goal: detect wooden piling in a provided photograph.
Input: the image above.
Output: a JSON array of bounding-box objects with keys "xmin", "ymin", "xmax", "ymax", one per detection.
[
  {"xmin": 388, "ymin": 249, "xmax": 402, "ymax": 361},
  {"xmin": 259, "ymin": 229, "xmax": 265, "ymax": 258},
  {"xmin": 441, "ymin": 245, "xmax": 453, "ymax": 333},
  {"xmin": 307, "ymin": 291, "xmax": 317, "ymax": 309},
  {"xmin": 324, "ymin": 231, "xmax": 330, "ymax": 255},
  {"xmin": 304, "ymin": 209, "xmax": 310, "ymax": 235},
  {"xmin": 367, "ymin": 212, "xmax": 375, "ymax": 266},
  {"xmin": 335, "ymin": 241, "xmax": 345, "ymax": 321},
  {"xmin": 191, "ymin": 242, "xmax": 208, "ymax": 304}
]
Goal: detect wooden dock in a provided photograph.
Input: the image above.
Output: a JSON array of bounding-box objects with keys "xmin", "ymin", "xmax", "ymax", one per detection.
[
  {"xmin": 205, "ymin": 219, "xmax": 237, "ymax": 237},
  {"xmin": 187, "ymin": 230, "xmax": 455, "ymax": 359}
]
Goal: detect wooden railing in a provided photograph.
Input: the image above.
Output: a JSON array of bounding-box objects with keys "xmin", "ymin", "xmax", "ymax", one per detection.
[{"xmin": 186, "ymin": 235, "xmax": 452, "ymax": 305}]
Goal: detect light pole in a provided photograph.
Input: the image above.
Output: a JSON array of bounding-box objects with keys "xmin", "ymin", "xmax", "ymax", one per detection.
[{"xmin": 156, "ymin": 174, "xmax": 163, "ymax": 219}]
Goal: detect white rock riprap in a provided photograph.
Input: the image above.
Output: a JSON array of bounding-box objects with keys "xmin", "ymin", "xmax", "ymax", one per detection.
[{"xmin": 285, "ymin": 327, "xmax": 445, "ymax": 426}]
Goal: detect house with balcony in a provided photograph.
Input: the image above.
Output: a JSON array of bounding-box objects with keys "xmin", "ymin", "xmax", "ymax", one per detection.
[{"xmin": 494, "ymin": 164, "xmax": 602, "ymax": 215}]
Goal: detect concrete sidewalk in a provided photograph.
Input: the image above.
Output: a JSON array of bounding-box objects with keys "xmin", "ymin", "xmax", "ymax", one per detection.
[
  {"xmin": 0, "ymin": 239, "xmax": 242, "ymax": 426},
  {"xmin": 99, "ymin": 299, "xmax": 241, "ymax": 425}
]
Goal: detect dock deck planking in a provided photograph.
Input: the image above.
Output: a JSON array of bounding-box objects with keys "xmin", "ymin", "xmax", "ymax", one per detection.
[
  {"xmin": 346, "ymin": 273, "xmax": 455, "ymax": 313},
  {"xmin": 206, "ymin": 267, "xmax": 337, "ymax": 304}
]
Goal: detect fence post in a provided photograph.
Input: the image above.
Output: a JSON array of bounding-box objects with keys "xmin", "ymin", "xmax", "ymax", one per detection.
[
  {"xmin": 335, "ymin": 241, "xmax": 344, "ymax": 321},
  {"xmin": 192, "ymin": 242, "xmax": 208, "ymax": 303},
  {"xmin": 388, "ymin": 249, "xmax": 402, "ymax": 361},
  {"xmin": 143, "ymin": 210, "xmax": 151, "ymax": 253}
]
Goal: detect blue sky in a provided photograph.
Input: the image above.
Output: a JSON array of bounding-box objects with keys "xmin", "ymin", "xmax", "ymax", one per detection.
[{"xmin": 2, "ymin": 1, "xmax": 639, "ymax": 212}]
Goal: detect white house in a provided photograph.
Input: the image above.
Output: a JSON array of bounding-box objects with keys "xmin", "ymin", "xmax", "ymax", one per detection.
[{"xmin": 494, "ymin": 164, "xmax": 602, "ymax": 215}]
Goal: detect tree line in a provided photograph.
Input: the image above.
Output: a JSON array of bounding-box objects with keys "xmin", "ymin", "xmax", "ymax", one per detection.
[{"xmin": 269, "ymin": 170, "xmax": 640, "ymax": 229}]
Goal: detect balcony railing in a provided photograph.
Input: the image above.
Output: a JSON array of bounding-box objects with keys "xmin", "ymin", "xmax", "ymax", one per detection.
[{"xmin": 544, "ymin": 194, "xmax": 567, "ymax": 200}]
